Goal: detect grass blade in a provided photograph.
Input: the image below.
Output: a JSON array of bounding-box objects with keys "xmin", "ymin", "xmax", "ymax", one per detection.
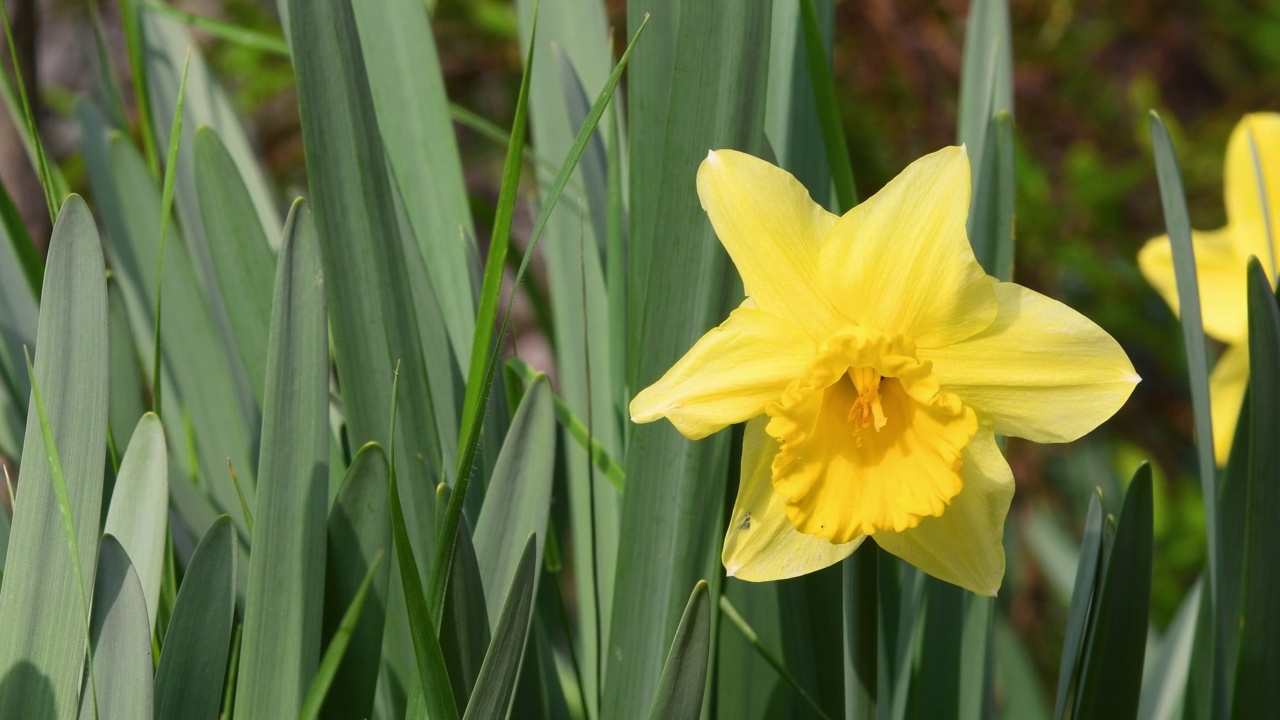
[
  {"xmin": 103, "ymin": 413, "xmax": 169, "ymax": 632},
  {"xmin": 234, "ymin": 199, "xmax": 330, "ymax": 719},
  {"xmin": 441, "ymin": 516, "xmax": 491, "ymax": 708},
  {"xmin": 720, "ymin": 594, "xmax": 833, "ymax": 720},
  {"xmin": 145, "ymin": 2, "xmax": 289, "ymax": 55},
  {"xmin": 645, "ymin": 581, "xmax": 712, "ymax": 720},
  {"xmin": 0, "ymin": 1, "xmax": 59, "ymax": 221},
  {"xmin": 154, "ymin": 517, "xmax": 237, "ymax": 720},
  {"xmin": 0, "ymin": 196, "xmax": 108, "ymax": 719},
  {"xmin": 462, "ymin": 533, "xmax": 540, "ymax": 720}
]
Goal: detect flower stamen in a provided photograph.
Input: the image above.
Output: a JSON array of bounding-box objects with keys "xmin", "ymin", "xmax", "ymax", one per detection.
[{"xmin": 846, "ymin": 367, "xmax": 887, "ymax": 444}]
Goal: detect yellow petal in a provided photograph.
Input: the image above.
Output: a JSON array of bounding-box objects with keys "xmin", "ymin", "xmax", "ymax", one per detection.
[
  {"xmin": 1210, "ymin": 342, "xmax": 1249, "ymax": 466},
  {"xmin": 697, "ymin": 150, "xmax": 844, "ymax": 336},
  {"xmin": 765, "ymin": 330, "xmax": 977, "ymax": 542},
  {"xmin": 629, "ymin": 303, "xmax": 815, "ymax": 440},
  {"xmin": 722, "ymin": 416, "xmax": 864, "ymax": 581},
  {"xmin": 817, "ymin": 146, "xmax": 997, "ymax": 348},
  {"xmin": 1137, "ymin": 228, "xmax": 1250, "ymax": 345},
  {"xmin": 872, "ymin": 424, "xmax": 1012, "ymax": 596},
  {"xmin": 1224, "ymin": 113, "xmax": 1280, "ymax": 277},
  {"xmin": 922, "ymin": 281, "xmax": 1139, "ymax": 443}
]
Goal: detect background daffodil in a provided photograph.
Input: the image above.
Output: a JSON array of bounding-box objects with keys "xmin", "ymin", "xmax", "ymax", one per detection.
[
  {"xmin": 1139, "ymin": 113, "xmax": 1280, "ymax": 466},
  {"xmin": 630, "ymin": 147, "xmax": 1139, "ymax": 596}
]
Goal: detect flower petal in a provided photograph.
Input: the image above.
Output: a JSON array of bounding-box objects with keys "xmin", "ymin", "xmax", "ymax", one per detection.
[
  {"xmin": 817, "ymin": 146, "xmax": 997, "ymax": 348},
  {"xmin": 722, "ymin": 416, "xmax": 864, "ymax": 581},
  {"xmin": 698, "ymin": 149, "xmax": 844, "ymax": 336},
  {"xmin": 1138, "ymin": 228, "xmax": 1250, "ymax": 345},
  {"xmin": 1210, "ymin": 342, "xmax": 1249, "ymax": 466},
  {"xmin": 921, "ymin": 281, "xmax": 1139, "ymax": 443},
  {"xmin": 872, "ymin": 424, "xmax": 1012, "ymax": 596},
  {"xmin": 1224, "ymin": 113, "xmax": 1280, "ymax": 275},
  {"xmin": 765, "ymin": 331, "xmax": 977, "ymax": 542},
  {"xmin": 630, "ymin": 304, "xmax": 815, "ymax": 440}
]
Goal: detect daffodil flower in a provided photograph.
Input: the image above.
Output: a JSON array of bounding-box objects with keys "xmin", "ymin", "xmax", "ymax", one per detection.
[
  {"xmin": 630, "ymin": 147, "xmax": 1138, "ymax": 596},
  {"xmin": 1139, "ymin": 113, "xmax": 1280, "ymax": 466}
]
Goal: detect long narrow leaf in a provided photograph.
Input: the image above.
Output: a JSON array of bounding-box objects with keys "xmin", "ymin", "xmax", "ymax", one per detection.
[
  {"xmin": 300, "ymin": 551, "xmax": 385, "ymax": 720},
  {"xmin": 646, "ymin": 581, "xmax": 712, "ymax": 720},
  {"xmin": 80, "ymin": 535, "xmax": 153, "ymax": 719},
  {"xmin": 103, "ymin": 413, "xmax": 169, "ymax": 632},
  {"xmin": 462, "ymin": 534, "xmax": 540, "ymax": 720},
  {"xmin": 0, "ymin": 196, "xmax": 108, "ymax": 719}
]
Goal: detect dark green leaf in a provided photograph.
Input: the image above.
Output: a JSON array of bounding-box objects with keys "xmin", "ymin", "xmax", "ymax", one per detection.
[
  {"xmin": 154, "ymin": 516, "xmax": 237, "ymax": 720},
  {"xmin": 646, "ymin": 581, "xmax": 712, "ymax": 720},
  {"xmin": 1075, "ymin": 465, "xmax": 1154, "ymax": 719},
  {"xmin": 300, "ymin": 551, "xmax": 384, "ymax": 720},
  {"xmin": 320, "ymin": 442, "xmax": 391, "ymax": 720},
  {"xmin": 1053, "ymin": 492, "xmax": 1104, "ymax": 720},
  {"xmin": 463, "ymin": 533, "xmax": 540, "ymax": 720}
]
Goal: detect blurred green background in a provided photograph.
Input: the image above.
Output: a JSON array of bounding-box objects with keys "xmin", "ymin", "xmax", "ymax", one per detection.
[{"xmin": 2, "ymin": 0, "xmax": 1279, "ymax": 702}]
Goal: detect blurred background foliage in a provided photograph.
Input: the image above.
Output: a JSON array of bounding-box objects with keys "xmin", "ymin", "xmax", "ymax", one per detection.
[{"xmin": 2, "ymin": 0, "xmax": 1278, "ymax": 704}]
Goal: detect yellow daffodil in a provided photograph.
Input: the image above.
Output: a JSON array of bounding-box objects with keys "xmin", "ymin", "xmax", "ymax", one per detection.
[
  {"xmin": 630, "ymin": 147, "xmax": 1139, "ymax": 595},
  {"xmin": 1139, "ymin": 113, "xmax": 1280, "ymax": 466}
]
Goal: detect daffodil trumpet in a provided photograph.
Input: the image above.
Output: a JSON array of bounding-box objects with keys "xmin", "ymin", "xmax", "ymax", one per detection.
[
  {"xmin": 631, "ymin": 146, "xmax": 1138, "ymax": 596},
  {"xmin": 1139, "ymin": 113, "xmax": 1280, "ymax": 466}
]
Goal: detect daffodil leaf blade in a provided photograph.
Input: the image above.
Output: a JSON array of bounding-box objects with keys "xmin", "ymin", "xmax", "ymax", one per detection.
[
  {"xmin": 916, "ymin": 581, "xmax": 994, "ymax": 719},
  {"xmin": 153, "ymin": 516, "xmax": 237, "ymax": 720},
  {"xmin": 80, "ymin": 535, "xmax": 154, "ymax": 719},
  {"xmin": 797, "ymin": 0, "xmax": 855, "ymax": 211},
  {"xmin": 77, "ymin": 98, "xmax": 258, "ymax": 540},
  {"xmin": 103, "ymin": 412, "xmax": 169, "ymax": 634},
  {"xmin": 286, "ymin": 6, "xmax": 445, "ymax": 714},
  {"xmin": 995, "ymin": 617, "xmax": 1052, "ymax": 720},
  {"xmin": 1074, "ymin": 464, "xmax": 1154, "ymax": 719},
  {"xmin": 319, "ymin": 442, "xmax": 391, "ymax": 720},
  {"xmin": 440, "ymin": 515, "xmax": 490, "ymax": 708},
  {"xmin": 1136, "ymin": 579, "xmax": 1202, "ymax": 720},
  {"xmin": 645, "ymin": 580, "xmax": 713, "ymax": 720},
  {"xmin": 1231, "ymin": 260, "xmax": 1280, "ymax": 713},
  {"xmin": 957, "ymin": 0, "xmax": 1013, "ymax": 154},
  {"xmin": 194, "ymin": 125, "xmax": 276, "ymax": 408},
  {"xmin": 0, "ymin": 176, "xmax": 38, "ymax": 461},
  {"xmin": 233, "ymin": 199, "xmax": 330, "ymax": 718},
  {"xmin": 1052, "ymin": 491, "xmax": 1104, "ymax": 720},
  {"xmin": 461, "ymin": 533, "xmax": 539, "ymax": 720},
  {"xmin": 611, "ymin": 0, "xmax": 771, "ymax": 714},
  {"xmin": 350, "ymin": 0, "xmax": 477, "ymax": 370},
  {"xmin": 0, "ymin": 196, "xmax": 108, "ymax": 719}
]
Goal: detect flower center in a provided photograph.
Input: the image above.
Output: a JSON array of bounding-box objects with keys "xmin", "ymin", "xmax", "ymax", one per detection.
[{"xmin": 846, "ymin": 367, "xmax": 887, "ymax": 443}]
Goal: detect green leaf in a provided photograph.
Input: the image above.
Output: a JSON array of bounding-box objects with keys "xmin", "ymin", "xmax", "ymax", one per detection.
[
  {"xmin": 511, "ymin": 8, "xmax": 626, "ymax": 708},
  {"xmin": 1138, "ymin": 580, "xmax": 1201, "ymax": 720},
  {"xmin": 234, "ymin": 199, "xmax": 330, "ymax": 719},
  {"xmin": 0, "ymin": 180, "xmax": 38, "ymax": 460},
  {"xmin": 1149, "ymin": 111, "xmax": 1226, "ymax": 716},
  {"xmin": 105, "ymin": 280, "xmax": 145, "ymax": 464},
  {"xmin": 843, "ymin": 547, "xmax": 878, "ymax": 720},
  {"xmin": 103, "ymin": 412, "xmax": 169, "ymax": 632},
  {"xmin": 0, "ymin": 196, "xmax": 109, "ymax": 719},
  {"xmin": 474, "ymin": 376, "xmax": 556, "ymax": 621},
  {"xmin": 300, "ymin": 551, "xmax": 384, "ymax": 720},
  {"xmin": 195, "ymin": 125, "xmax": 276, "ymax": 407},
  {"xmin": 1231, "ymin": 260, "xmax": 1280, "ymax": 715},
  {"xmin": 320, "ymin": 442, "xmax": 391, "ymax": 720},
  {"xmin": 611, "ymin": 3, "xmax": 771, "ymax": 716},
  {"xmin": 287, "ymin": 0, "xmax": 441, "ymax": 576},
  {"xmin": 143, "ymin": 2, "xmax": 289, "ymax": 55},
  {"xmin": 1074, "ymin": 465, "xmax": 1154, "ymax": 719},
  {"xmin": 0, "ymin": 1, "xmax": 62, "ymax": 221},
  {"xmin": 968, "ymin": 111, "xmax": 1016, "ymax": 280},
  {"xmin": 80, "ymin": 535, "xmax": 154, "ymax": 719},
  {"xmin": 646, "ymin": 580, "xmax": 712, "ymax": 720},
  {"xmin": 154, "ymin": 516, "xmax": 237, "ymax": 720},
  {"xmin": 441, "ymin": 516, "xmax": 491, "ymax": 708},
  {"xmin": 995, "ymin": 618, "xmax": 1051, "ymax": 720},
  {"xmin": 0, "ymin": 173, "xmax": 42, "ymax": 300},
  {"xmin": 957, "ymin": 0, "xmax": 1013, "ymax": 157},
  {"xmin": 350, "ymin": 0, "xmax": 477, "ymax": 370},
  {"xmin": 915, "ymin": 581, "xmax": 993, "ymax": 719},
  {"xmin": 1053, "ymin": 492, "xmax": 1104, "ymax": 720},
  {"xmin": 463, "ymin": 533, "xmax": 540, "ymax": 720},
  {"xmin": 798, "ymin": 0, "xmax": 855, "ymax": 211},
  {"xmin": 719, "ymin": 592, "xmax": 832, "ymax": 719},
  {"xmin": 78, "ymin": 99, "xmax": 257, "ymax": 538}
]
